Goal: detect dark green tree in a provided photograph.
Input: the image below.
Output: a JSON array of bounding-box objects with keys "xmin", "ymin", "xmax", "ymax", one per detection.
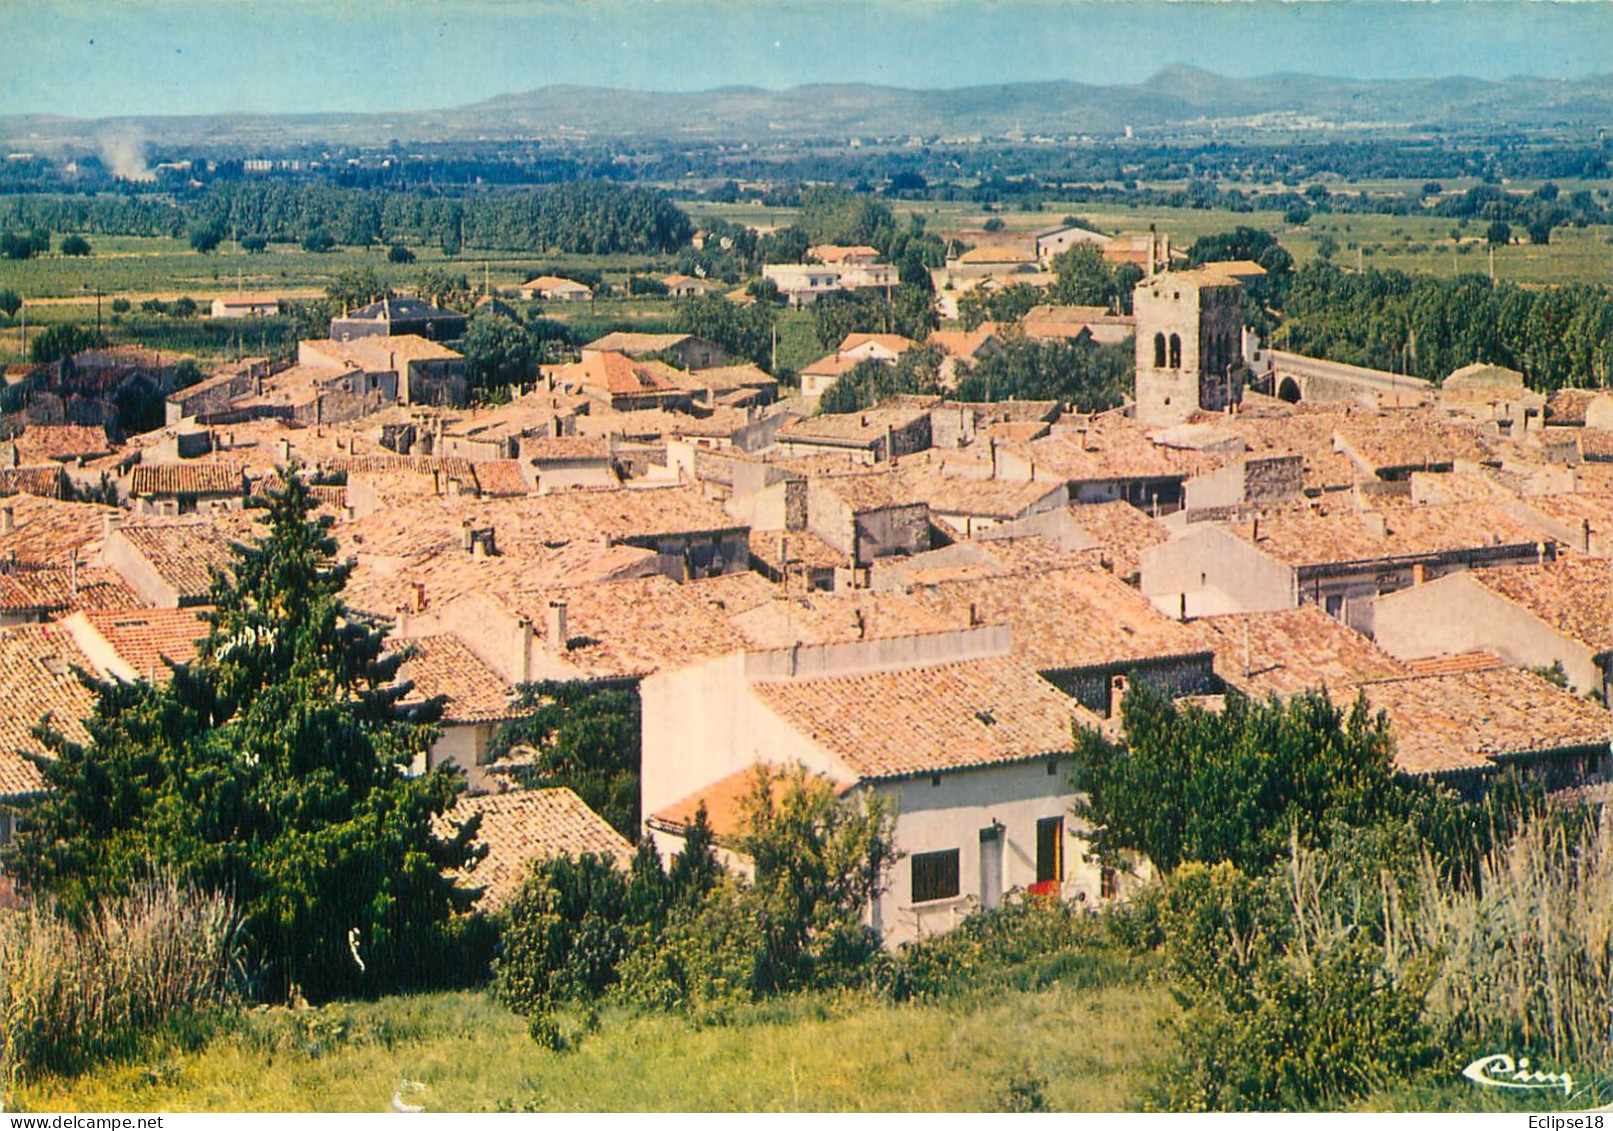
[
  {"xmin": 189, "ymin": 223, "xmax": 223, "ymax": 254},
  {"xmin": 5, "ymin": 473, "xmax": 482, "ymax": 1002},
  {"xmin": 60, "ymin": 235, "xmax": 92, "ymax": 257},
  {"xmin": 486, "ymin": 681, "xmax": 642, "ymax": 839},
  {"xmin": 673, "ymin": 294, "xmax": 776, "ymax": 371},
  {"xmin": 1071, "ymin": 686, "xmax": 1403, "ymax": 875},
  {"xmin": 326, "ymin": 268, "xmax": 391, "ymax": 313},
  {"xmin": 30, "ymin": 322, "xmax": 106, "ymax": 365},
  {"xmin": 0, "ymin": 289, "xmax": 20, "ymax": 317},
  {"xmin": 461, "ymin": 313, "xmax": 537, "ymax": 392}
]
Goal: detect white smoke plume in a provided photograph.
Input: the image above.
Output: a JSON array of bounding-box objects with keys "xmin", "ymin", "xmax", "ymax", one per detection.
[{"xmin": 97, "ymin": 129, "xmax": 154, "ymax": 182}]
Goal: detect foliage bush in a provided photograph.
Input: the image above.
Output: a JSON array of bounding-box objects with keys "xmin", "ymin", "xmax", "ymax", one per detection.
[{"xmin": 0, "ymin": 878, "xmax": 242, "ymax": 1081}]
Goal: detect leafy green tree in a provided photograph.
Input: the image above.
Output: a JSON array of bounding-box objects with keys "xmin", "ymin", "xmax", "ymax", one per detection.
[
  {"xmin": 953, "ymin": 332, "xmax": 1130, "ymax": 410},
  {"xmin": 673, "ymin": 294, "xmax": 776, "ymax": 371},
  {"xmin": 415, "ymin": 268, "xmax": 474, "ymax": 313},
  {"xmin": 5, "ymin": 473, "xmax": 482, "ymax": 1002},
  {"xmin": 461, "ymin": 313, "xmax": 537, "ymax": 393},
  {"xmin": 0, "ymin": 289, "xmax": 20, "ymax": 317},
  {"xmin": 818, "ymin": 345, "xmax": 947, "ymax": 415},
  {"xmin": 29, "ymin": 323, "xmax": 106, "ymax": 365},
  {"xmin": 325, "ymin": 268, "xmax": 390, "ymax": 313},
  {"xmin": 1487, "ymin": 221, "xmax": 1512, "ymax": 246},
  {"xmin": 1071, "ymin": 687, "xmax": 1403, "ymax": 876},
  {"xmin": 301, "ymin": 229, "xmax": 336, "ymax": 253},
  {"xmin": 239, "ymin": 233, "xmax": 268, "ymax": 253},
  {"xmin": 737, "ymin": 766, "xmax": 896, "ymax": 994},
  {"xmin": 189, "ymin": 223, "xmax": 223, "ymax": 254},
  {"xmin": 387, "ymin": 243, "xmax": 416, "ymax": 264},
  {"xmin": 60, "ymin": 235, "xmax": 92, "ymax": 257},
  {"xmin": 1, "ymin": 231, "xmax": 38, "ymax": 260},
  {"xmin": 169, "ymin": 296, "xmax": 198, "ymax": 318},
  {"xmin": 487, "ymin": 681, "xmax": 641, "ymax": 839}
]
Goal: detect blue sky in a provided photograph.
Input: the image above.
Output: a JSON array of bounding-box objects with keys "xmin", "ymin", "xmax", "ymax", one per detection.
[{"xmin": 3, "ymin": 0, "xmax": 1611, "ymax": 118}]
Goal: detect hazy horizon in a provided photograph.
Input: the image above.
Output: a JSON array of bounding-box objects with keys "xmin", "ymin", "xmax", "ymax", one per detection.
[{"xmin": 3, "ymin": 0, "xmax": 1612, "ymax": 121}]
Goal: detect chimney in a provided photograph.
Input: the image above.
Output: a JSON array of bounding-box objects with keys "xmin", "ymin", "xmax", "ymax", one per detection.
[
  {"xmin": 461, "ymin": 523, "xmax": 475, "ymax": 552},
  {"xmin": 1251, "ymin": 516, "xmax": 1260, "ymax": 542},
  {"xmin": 777, "ymin": 535, "xmax": 789, "ymax": 592},
  {"xmin": 515, "ymin": 617, "xmax": 533, "ymax": 683},
  {"xmin": 411, "ymin": 581, "xmax": 427, "ymax": 613},
  {"xmin": 395, "ymin": 602, "xmax": 410, "ymax": 637},
  {"xmin": 1147, "ymin": 225, "xmax": 1157, "ymax": 278},
  {"xmin": 854, "ymin": 608, "xmax": 867, "ymax": 640},
  {"xmin": 0, "ymin": 503, "xmax": 12, "ymax": 537},
  {"xmin": 546, "ymin": 599, "xmax": 569, "ymax": 651},
  {"xmin": 1412, "ymin": 562, "xmax": 1426, "ymax": 586},
  {"xmin": 69, "ymin": 549, "xmax": 78, "ymax": 597},
  {"xmin": 1362, "ymin": 511, "xmax": 1388, "ymax": 538},
  {"xmin": 988, "ymin": 437, "xmax": 998, "ymax": 478},
  {"xmin": 1583, "ymin": 518, "xmax": 1593, "ymax": 554},
  {"xmin": 968, "ymin": 601, "xmax": 980, "ymax": 627},
  {"xmin": 277, "ymin": 437, "xmax": 291, "ymax": 463},
  {"xmin": 1178, "ymin": 592, "xmax": 1187, "ymax": 622}
]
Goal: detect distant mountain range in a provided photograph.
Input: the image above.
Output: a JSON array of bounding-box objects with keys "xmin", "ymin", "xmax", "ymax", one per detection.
[{"xmin": 6, "ymin": 66, "xmax": 1613, "ymax": 153}]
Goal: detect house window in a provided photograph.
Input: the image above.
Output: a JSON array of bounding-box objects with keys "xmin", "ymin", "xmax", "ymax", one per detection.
[
  {"xmin": 1036, "ymin": 816, "xmax": 1064, "ymax": 884},
  {"xmin": 1168, "ymin": 334, "xmax": 1182, "ymax": 369},
  {"xmin": 1153, "ymin": 333, "xmax": 1166, "ymax": 368},
  {"xmin": 1324, "ymin": 594, "xmax": 1345, "ymax": 618},
  {"xmin": 911, "ymin": 849, "xmax": 960, "ymax": 903},
  {"xmin": 1100, "ymin": 865, "xmax": 1118, "ymax": 900}
]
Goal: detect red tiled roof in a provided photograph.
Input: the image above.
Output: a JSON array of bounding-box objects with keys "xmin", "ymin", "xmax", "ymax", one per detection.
[{"xmin": 438, "ymin": 787, "xmax": 632, "ymax": 908}]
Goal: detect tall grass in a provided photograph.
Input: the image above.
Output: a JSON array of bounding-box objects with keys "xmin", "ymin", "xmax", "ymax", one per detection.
[
  {"xmin": 0, "ymin": 878, "xmax": 243, "ymax": 1082},
  {"xmin": 1405, "ymin": 808, "xmax": 1613, "ymax": 1065}
]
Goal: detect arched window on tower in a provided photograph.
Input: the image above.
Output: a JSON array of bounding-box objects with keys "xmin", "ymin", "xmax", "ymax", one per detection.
[
  {"xmin": 1153, "ymin": 333, "xmax": 1166, "ymax": 368},
  {"xmin": 1168, "ymin": 333, "xmax": 1182, "ymax": 369}
]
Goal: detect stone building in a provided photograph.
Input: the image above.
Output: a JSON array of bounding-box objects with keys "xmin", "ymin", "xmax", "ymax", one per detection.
[{"xmin": 1132, "ymin": 270, "xmax": 1247, "ymax": 425}]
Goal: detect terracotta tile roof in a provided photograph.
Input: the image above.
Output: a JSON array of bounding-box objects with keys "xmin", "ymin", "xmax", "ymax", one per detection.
[
  {"xmin": 471, "ymin": 460, "xmax": 530, "ymax": 498},
  {"xmin": 76, "ymin": 607, "xmax": 209, "ymax": 680},
  {"xmin": 927, "ymin": 326, "xmax": 1000, "ymax": 360},
  {"xmin": 778, "ymin": 405, "xmax": 931, "ymax": 450},
  {"xmin": 973, "ymin": 535, "xmax": 1106, "ymax": 577},
  {"xmin": 114, "ymin": 521, "xmax": 236, "ymax": 601},
  {"xmin": 128, "ymin": 463, "xmax": 247, "ymax": 497},
  {"xmin": 746, "ymin": 529, "xmax": 847, "ymax": 573},
  {"xmin": 1061, "ymin": 501, "xmax": 1169, "ymax": 580},
  {"xmin": 813, "ymin": 470, "xmax": 917, "ymax": 513},
  {"xmin": 522, "ymin": 436, "xmax": 611, "ymax": 463},
  {"xmin": 1333, "ymin": 416, "xmax": 1496, "ymax": 475},
  {"xmin": 14, "ymin": 425, "xmax": 112, "ymax": 462},
  {"xmin": 335, "ymin": 334, "xmax": 462, "ymax": 365},
  {"xmin": 522, "ymin": 575, "xmax": 749, "ymax": 681},
  {"xmin": 582, "ymin": 332, "xmax": 697, "ymax": 357},
  {"xmin": 342, "ymin": 540, "xmax": 659, "ymax": 618},
  {"xmin": 727, "ymin": 590, "xmax": 967, "ymax": 649},
  {"xmin": 0, "ymin": 565, "xmax": 143, "ymax": 618},
  {"xmin": 1466, "ymin": 558, "xmax": 1613, "ymax": 653},
  {"xmin": 549, "ymin": 486, "xmax": 745, "ymax": 542},
  {"xmin": 1349, "ymin": 667, "xmax": 1610, "ymax": 776},
  {"xmin": 0, "ymin": 465, "xmax": 67, "ymax": 499},
  {"xmin": 688, "ymin": 571, "xmax": 781, "ymax": 617},
  {"xmin": 1198, "ymin": 607, "xmax": 1409, "ymax": 697},
  {"xmin": 395, "ymin": 634, "xmax": 519, "ymax": 724},
  {"xmin": 1015, "ymin": 419, "xmax": 1192, "ymax": 484},
  {"xmin": 1402, "ymin": 651, "xmax": 1504, "ymax": 676},
  {"xmin": 894, "ymin": 466, "xmax": 1063, "ymax": 519},
  {"xmin": 839, "ymin": 333, "xmax": 917, "ymax": 356},
  {"xmin": 753, "ymin": 655, "xmax": 1092, "ymax": 780},
  {"xmin": 0, "ymin": 496, "xmax": 117, "ymax": 566},
  {"xmin": 909, "ymin": 565, "xmax": 1207, "ymax": 674},
  {"xmin": 328, "ymin": 453, "xmax": 479, "ymax": 482},
  {"xmin": 649, "ymin": 764, "xmax": 855, "ymax": 843},
  {"xmin": 1229, "ymin": 501, "xmax": 1549, "ymax": 568},
  {"xmin": 1548, "ymin": 388, "xmax": 1600, "ymax": 426},
  {"xmin": 0, "ymin": 623, "xmax": 96, "ymax": 796},
  {"xmin": 562, "ymin": 352, "xmax": 689, "ymax": 400},
  {"xmin": 799, "ymin": 353, "xmax": 863, "ymax": 380},
  {"xmin": 438, "ymin": 787, "xmax": 633, "ymax": 909},
  {"xmin": 810, "ymin": 245, "xmax": 881, "ymax": 263}
]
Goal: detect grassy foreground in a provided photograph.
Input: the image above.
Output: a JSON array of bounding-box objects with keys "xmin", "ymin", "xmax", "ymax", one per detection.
[{"xmin": 14, "ymin": 983, "xmax": 1175, "ymax": 1113}]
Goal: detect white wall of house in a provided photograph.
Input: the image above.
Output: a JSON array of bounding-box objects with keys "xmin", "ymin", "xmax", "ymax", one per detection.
[
  {"xmin": 1140, "ymin": 524, "xmax": 1294, "ymax": 618},
  {"xmin": 428, "ymin": 722, "xmax": 500, "ymax": 793},
  {"xmin": 868, "ymin": 760, "xmax": 1093, "ymax": 946},
  {"xmin": 99, "ymin": 530, "xmax": 183, "ymax": 607},
  {"xmin": 1374, "ymin": 573, "xmax": 1608, "ymax": 697}
]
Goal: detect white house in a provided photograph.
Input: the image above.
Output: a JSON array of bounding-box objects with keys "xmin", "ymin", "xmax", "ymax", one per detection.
[{"xmin": 640, "ymin": 626, "xmax": 1126, "ymax": 945}]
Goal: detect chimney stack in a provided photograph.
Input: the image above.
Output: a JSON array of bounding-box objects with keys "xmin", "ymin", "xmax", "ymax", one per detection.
[
  {"xmin": 68, "ymin": 549, "xmax": 78, "ymax": 596},
  {"xmin": 515, "ymin": 617, "xmax": 533, "ymax": 683},
  {"xmin": 1583, "ymin": 518, "xmax": 1593, "ymax": 554},
  {"xmin": 546, "ymin": 599, "xmax": 569, "ymax": 651},
  {"xmin": 461, "ymin": 523, "xmax": 475, "ymax": 552},
  {"xmin": 277, "ymin": 437, "xmax": 291, "ymax": 463},
  {"xmin": 0, "ymin": 503, "xmax": 12, "ymax": 537},
  {"xmin": 412, "ymin": 581, "xmax": 427, "ymax": 613},
  {"xmin": 1147, "ymin": 225, "xmax": 1157, "ymax": 278}
]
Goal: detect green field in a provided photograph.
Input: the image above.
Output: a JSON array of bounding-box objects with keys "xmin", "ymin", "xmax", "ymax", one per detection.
[{"xmin": 15, "ymin": 983, "xmax": 1176, "ymax": 1113}]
